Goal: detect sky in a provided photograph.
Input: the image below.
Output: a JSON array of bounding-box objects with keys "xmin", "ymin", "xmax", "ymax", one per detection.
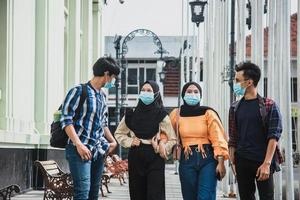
[{"xmin": 102, "ymin": 0, "xmax": 298, "ymax": 37}]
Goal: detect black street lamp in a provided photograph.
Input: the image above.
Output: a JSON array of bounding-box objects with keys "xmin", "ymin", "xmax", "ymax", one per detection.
[
  {"xmin": 157, "ymin": 59, "xmax": 167, "ymax": 83},
  {"xmin": 246, "ymin": 0, "xmax": 268, "ymax": 30},
  {"xmin": 189, "ymin": 0, "xmax": 207, "ymax": 27},
  {"xmin": 113, "ymin": 35, "xmax": 122, "ymax": 157}
]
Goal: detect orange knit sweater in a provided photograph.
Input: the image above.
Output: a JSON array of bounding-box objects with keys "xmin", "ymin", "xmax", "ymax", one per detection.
[{"xmin": 169, "ymin": 108, "xmax": 229, "ymax": 160}]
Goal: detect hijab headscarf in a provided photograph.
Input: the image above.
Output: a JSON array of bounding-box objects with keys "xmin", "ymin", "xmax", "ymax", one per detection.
[
  {"xmin": 180, "ymin": 82, "xmax": 220, "ymax": 119},
  {"xmin": 125, "ymin": 80, "xmax": 168, "ymax": 139}
]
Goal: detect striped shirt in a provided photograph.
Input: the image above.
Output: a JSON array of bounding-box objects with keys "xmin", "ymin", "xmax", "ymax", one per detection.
[{"xmin": 60, "ymin": 82, "xmax": 109, "ymax": 157}]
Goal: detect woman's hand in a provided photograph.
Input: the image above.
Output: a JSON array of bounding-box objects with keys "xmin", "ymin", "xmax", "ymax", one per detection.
[
  {"xmin": 131, "ymin": 137, "xmax": 141, "ymax": 147},
  {"xmin": 158, "ymin": 142, "xmax": 168, "ymax": 160},
  {"xmin": 151, "ymin": 135, "xmax": 159, "ymax": 152},
  {"xmin": 216, "ymin": 156, "xmax": 226, "ymax": 180}
]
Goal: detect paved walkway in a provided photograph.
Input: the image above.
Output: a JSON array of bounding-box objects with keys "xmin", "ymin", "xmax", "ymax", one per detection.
[{"xmin": 12, "ymin": 164, "xmax": 235, "ymax": 200}]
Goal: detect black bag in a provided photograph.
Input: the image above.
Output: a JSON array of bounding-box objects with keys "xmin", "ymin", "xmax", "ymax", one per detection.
[{"xmin": 50, "ymin": 84, "xmax": 87, "ymax": 148}]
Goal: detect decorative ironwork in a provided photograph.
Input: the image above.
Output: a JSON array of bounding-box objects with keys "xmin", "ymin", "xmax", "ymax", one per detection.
[
  {"xmin": 121, "ymin": 29, "xmax": 168, "ymax": 59},
  {"xmin": 34, "ymin": 160, "xmax": 73, "ymax": 200},
  {"xmin": 0, "ymin": 184, "xmax": 20, "ymax": 200}
]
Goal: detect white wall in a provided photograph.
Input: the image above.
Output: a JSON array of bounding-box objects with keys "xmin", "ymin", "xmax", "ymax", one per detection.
[{"xmin": 0, "ymin": 0, "xmax": 102, "ymax": 147}]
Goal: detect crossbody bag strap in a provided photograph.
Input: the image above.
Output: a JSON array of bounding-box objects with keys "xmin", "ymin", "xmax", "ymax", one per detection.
[{"xmin": 176, "ymin": 108, "xmax": 180, "ymax": 145}]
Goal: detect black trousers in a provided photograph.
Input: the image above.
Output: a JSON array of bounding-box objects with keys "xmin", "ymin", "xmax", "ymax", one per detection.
[
  {"xmin": 235, "ymin": 155, "xmax": 274, "ymax": 200},
  {"xmin": 128, "ymin": 144, "xmax": 165, "ymax": 200}
]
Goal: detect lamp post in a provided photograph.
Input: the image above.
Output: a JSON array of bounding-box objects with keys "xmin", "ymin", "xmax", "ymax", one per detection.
[
  {"xmin": 157, "ymin": 59, "xmax": 166, "ymax": 83},
  {"xmin": 189, "ymin": 0, "xmax": 208, "ymax": 27},
  {"xmin": 157, "ymin": 59, "xmax": 166, "ymax": 99},
  {"xmin": 113, "ymin": 35, "xmax": 122, "ymax": 157}
]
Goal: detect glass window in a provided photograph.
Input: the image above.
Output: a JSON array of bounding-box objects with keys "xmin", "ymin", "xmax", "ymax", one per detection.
[
  {"xmin": 139, "ymin": 68, "xmax": 144, "ymax": 88},
  {"xmin": 128, "ymin": 69, "xmax": 137, "ymax": 84},
  {"xmin": 291, "ymin": 78, "xmax": 297, "ymax": 102},
  {"xmin": 146, "ymin": 68, "xmax": 156, "ymax": 81},
  {"xmin": 128, "ymin": 87, "xmax": 138, "ymax": 94}
]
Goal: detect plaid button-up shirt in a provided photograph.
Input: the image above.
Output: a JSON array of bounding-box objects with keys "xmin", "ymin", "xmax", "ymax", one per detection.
[
  {"xmin": 60, "ymin": 82, "xmax": 109, "ymax": 157},
  {"xmin": 228, "ymin": 94, "xmax": 283, "ymax": 166}
]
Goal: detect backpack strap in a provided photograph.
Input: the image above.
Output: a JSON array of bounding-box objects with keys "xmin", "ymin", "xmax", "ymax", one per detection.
[{"xmin": 73, "ymin": 83, "xmax": 88, "ymax": 121}]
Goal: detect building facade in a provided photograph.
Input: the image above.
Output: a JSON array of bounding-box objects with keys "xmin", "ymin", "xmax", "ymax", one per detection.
[{"xmin": 0, "ymin": 0, "xmax": 104, "ymax": 190}]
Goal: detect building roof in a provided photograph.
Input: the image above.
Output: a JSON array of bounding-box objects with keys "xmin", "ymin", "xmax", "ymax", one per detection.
[{"xmin": 246, "ymin": 13, "xmax": 297, "ymax": 58}]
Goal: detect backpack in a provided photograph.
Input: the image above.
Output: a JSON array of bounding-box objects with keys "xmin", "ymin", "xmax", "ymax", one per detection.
[{"xmin": 50, "ymin": 84, "xmax": 87, "ymax": 148}]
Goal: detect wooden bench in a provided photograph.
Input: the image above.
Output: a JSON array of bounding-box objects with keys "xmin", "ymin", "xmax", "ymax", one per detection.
[
  {"xmin": 34, "ymin": 160, "xmax": 73, "ymax": 200},
  {"xmin": 0, "ymin": 184, "xmax": 20, "ymax": 200}
]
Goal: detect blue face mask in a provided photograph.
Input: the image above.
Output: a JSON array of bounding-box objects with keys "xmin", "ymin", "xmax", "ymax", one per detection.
[
  {"xmin": 104, "ymin": 78, "xmax": 116, "ymax": 89},
  {"xmin": 139, "ymin": 91, "xmax": 154, "ymax": 105},
  {"xmin": 233, "ymin": 83, "xmax": 246, "ymax": 96},
  {"xmin": 184, "ymin": 93, "xmax": 201, "ymax": 106}
]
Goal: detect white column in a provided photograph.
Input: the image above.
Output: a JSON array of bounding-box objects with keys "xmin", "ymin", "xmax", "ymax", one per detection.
[
  {"xmin": 192, "ymin": 24, "xmax": 196, "ymax": 82},
  {"xmin": 11, "ymin": 0, "xmax": 36, "ymax": 133},
  {"xmin": 186, "ymin": 1, "xmax": 190, "ymax": 83},
  {"xmin": 297, "ymin": 0, "xmax": 300, "ymax": 161},
  {"xmin": 0, "ymin": 0, "xmax": 11, "ymax": 131},
  {"xmin": 180, "ymin": 0, "xmax": 185, "ymax": 87},
  {"xmin": 65, "ymin": 0, "xmax": 81, "ymax": 91},
  {"xmin": 268, "ymin": 1, "xmax": 283, "ymax": 199},
  {"xmin": 47, "ymin": 0, "xmax": 65, "ymax": 123},
  {"xmin": 236, "ymin": 0, "xmax": 246, "ymax": 63},
  {"xmin": 80, "ymin": 0, "xmax": 93, "ymax": 82},
  {"xmin": 202, "ymin": 0, "xmax": 210, "ymax": 106},
  {"xmin": 282, "ymin": 0, "xmax": 294, "ymax": 199},
  {"xmin": 251, "ymin": 0, "xmax": 264, "ymax": 95},
  {"xmin": 92, "ymin": 1, "xmax": 102, "ymax": 63},
  {"xmin": 35, "ymin": 0, "xmax": 49, "ymax": 134}
]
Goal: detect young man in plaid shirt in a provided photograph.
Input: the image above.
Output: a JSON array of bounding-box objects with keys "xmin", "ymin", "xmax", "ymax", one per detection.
[
  {"xmin": 61, "ymin": 57, "xmax": 120, "ymax": 200},
  {"xmin": 228, "ymin": 62, "xmax": 283, "ymax": 200}
]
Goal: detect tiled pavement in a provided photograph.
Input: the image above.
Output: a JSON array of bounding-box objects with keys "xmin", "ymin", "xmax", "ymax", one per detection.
[{"xmin": 12, "ymin": 164, "xmax": 236, "ymax": 200}]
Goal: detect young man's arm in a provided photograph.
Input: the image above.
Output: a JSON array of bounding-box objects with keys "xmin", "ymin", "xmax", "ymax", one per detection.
[
  {"xmin": 228, "ymin": 106, "xmax": 237, "ymax": 164},
  {"xmin": 257, "ymin": 102, "xmax": 282, "ymax": 181},
  {"xmin": 104, "ymin": 127, "xmax": 117, "ymax": 154},
  {"xmin": 101, "ymin": 101, "xmax": 117, "ymax": 154},
  {"xmin": 256, "ymin": 139, "xmax": 277, "ymax": 181},
  {"xmin": 64, "ymin": 125, "xmax": 92, "ymax": 160},
  {"xmin": 61, "ymin": 86, "xmax": 92, "ymax": 160}
]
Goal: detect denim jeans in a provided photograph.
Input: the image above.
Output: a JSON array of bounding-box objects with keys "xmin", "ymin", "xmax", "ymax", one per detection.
[
  {"xmin": 179, "ymin": 145, "xmax": 217, "ymax": 200},
  {"xmin": 65, "ymin": 144, "xmax": 104, "ymax": 200}
]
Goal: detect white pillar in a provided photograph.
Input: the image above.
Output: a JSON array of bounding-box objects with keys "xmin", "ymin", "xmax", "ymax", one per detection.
[
  {"xmin": 92, "ymin": 1, "xmax": 102, "ymax": 63},
  {"xmin": 282, "ymin": 1, "xmax": 294, "ymax": 199},
  {"xmin": 186, "ymin": 1, "xmax": 190, "ymax": 83},
  {"xmin": 47, "ymin": 0, "xmax": 65, "ymax": 121},
  {"xmin": 268, "ymin": 1, "xmax": 283, "ymax": 199},
  {"xmin": 0, "ymin": 0, "xmax": 12, "ymax": 131},
  {"xmin": 80, "ymin": 0, "xmax": 93, "ymax": 82},
  {"xmin": 251, "ymin": 0, "xmax": 264, "ymax": 95},
  {"xmin": 180, "ymin": 0, "xmax": 185, "ymax": 86},
  {"xmin": 297, "ymin": 0, "xmax": 300, "ymax": 159},
  {"xmin": 236, "ymin": 0, "xmax": 246, "ymax": 63},
  {"xmin": 35, "ymin": 0, "xmax": 49, "ymax": 134},
  {"xmin": 65, "ymin": 0, "xmax": 81, "ymax": 91}
]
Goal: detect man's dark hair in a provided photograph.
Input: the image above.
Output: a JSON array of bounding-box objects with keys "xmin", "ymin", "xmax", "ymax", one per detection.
[
  {"xmin": 235, "ymin": 62, "xmax": 261, "ymax": 87},
  {"xmin": 93, "ymin": 57, "xmax": 120, "ymax": 77}
]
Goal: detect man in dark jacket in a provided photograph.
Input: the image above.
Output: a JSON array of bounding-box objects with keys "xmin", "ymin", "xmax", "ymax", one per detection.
[{"xmin": 228, "ymin": 62, "xmax": 283, "ymax": 200}]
